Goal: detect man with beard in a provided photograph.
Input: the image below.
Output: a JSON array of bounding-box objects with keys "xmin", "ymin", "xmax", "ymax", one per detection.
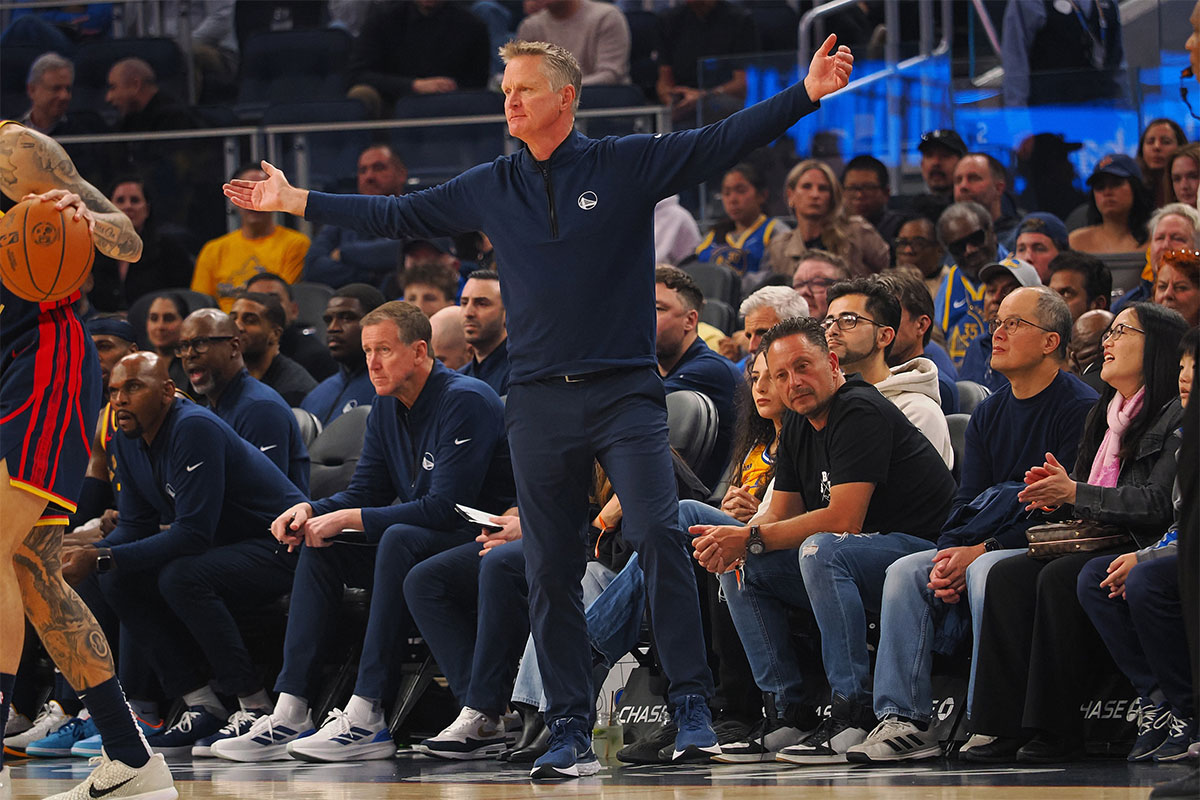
[
  {"xmin": 229, "ymin": 291, "xmax": 317, "ymax": 406},
  {"xmin": 458, "ymin": 270, "xmax": 510, "ymax": 396},
  {"xmin": 178, "ymin": 309, "xmax": 309, "ymax": 492},
  {"xmin": 302, "ymin": 284, "xmax": 386, "ymax": 426}
]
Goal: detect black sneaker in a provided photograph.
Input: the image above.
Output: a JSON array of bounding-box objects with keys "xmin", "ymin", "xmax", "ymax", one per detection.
[
  {"xmin": 1129, "ymin": 699, "xmax": 1172, "ymax": 762},
  {"xmin": 715, "ymin": 712, "xmax": 812, "ymax": 763},
  {"xmin": 617, "ymin": 721, "xmax": 676, "ymax": 765},
  {"xmin": 775, "ymin": 698, "xmax": 873, "ymax": 765}
]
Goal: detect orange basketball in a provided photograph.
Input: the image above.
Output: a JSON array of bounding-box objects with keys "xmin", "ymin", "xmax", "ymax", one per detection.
[{"xmin": 0, "ymin": 198, "xmax": 95, "ymax": 303}]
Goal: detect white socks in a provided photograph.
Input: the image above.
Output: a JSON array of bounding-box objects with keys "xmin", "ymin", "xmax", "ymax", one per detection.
[
  {"xmin": 345, "ymin": 695, "xmax": 383, "ymax": 727},
  {"xmin": 274, "ymin": 693, "xmax": 309, "ymax": 725},
  {"xmin": 181, "ymin": 686, "xmax": 224, "ymax": 719},
  {"xmin": 238, "ymin": 689, "xmax": 273, "ymax": 714}
]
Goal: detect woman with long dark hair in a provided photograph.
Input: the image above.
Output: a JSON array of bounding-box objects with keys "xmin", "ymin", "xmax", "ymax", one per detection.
[
  {"xmin": 1070, "ymin": 154, "xmax": 1154, "ymax": 255},
  {"xmin": 1136, "ymin": 118, "xmax": 1187, "ymax": 209},
  {"xmin": 964, "ymin": 302, "xmax": 1188, "ymax": 764},
  {"xmin": 694, "ymin": 163, "xmax": 789, "ymax": 277}
]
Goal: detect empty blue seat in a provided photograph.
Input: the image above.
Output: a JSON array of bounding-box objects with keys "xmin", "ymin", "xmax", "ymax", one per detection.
[
  {"xmin": 391, "ymin": 90, "xmax": 505, "ymax": 183},
  {"xmin": 262, "ymin": 100, "xmax": 371, "ymax": 194},
  {"xmin": 237, "ymin": 29, "xmax": 353, "ymax": 108}
]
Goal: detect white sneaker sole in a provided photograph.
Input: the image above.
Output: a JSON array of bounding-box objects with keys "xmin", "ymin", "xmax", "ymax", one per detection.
[
  {"xmin": 775, "ymin": 750, "xmax": 848, "ymax": 765},
  {"xmin": 287, "ymin": 740, "xmax": 396, "ymax": 763},
  {"xmin": 529, "ymin": 758, "xmax": 601, "ymax": 779},
  {"xmin": 211, "ymin": 742, "xmax": 296, "ymax": 762},
  {"xmin": 421, "ymin": 741, "xmax": 508, "ymax": 761},
  {"xmin": 712, "ymin": 750, "xmax": 774, "ymax": 763}
]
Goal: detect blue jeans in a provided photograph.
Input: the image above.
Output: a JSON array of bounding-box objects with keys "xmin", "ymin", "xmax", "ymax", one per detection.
[{"xmin": 873, "ymin": 547, "xmax": 1023, "ymax": 722}]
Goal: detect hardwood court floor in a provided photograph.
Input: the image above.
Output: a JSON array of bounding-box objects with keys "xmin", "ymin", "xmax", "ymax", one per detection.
[{"xmin": 8, "ymin": 753, "xmax": 1189, "ymax": 800}]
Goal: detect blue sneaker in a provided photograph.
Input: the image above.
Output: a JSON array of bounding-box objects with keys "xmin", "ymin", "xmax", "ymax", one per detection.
[
  {"xmin": 530, "ymin": 718, "xmax": 600, "ymax": 780},
  {"xmin": 25, "ymin": 716, "xmax": 99, "ymax": 757},
  {"xmin": 671, "ymin": 694, "xmax": 718, "ymax": 762},
  {"xmin": 145, "ymin": 706, "xmax": 226, "ymax": 756},
  {"xmin": 192, "ymin": 708, "xmax": 267, "ymax": 758},
  {"xmin": 70, "ymin": 716, "xmax": 163, "ymax": 758}
]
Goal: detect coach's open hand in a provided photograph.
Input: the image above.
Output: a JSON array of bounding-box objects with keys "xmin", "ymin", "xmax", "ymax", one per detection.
[
  {"xmin": 223, "ymin": 160, "xmax": 308, "ymax": 217},
  {"xmin": 802, "ymin": 34, "xmax": 854, "ymax": 102}
]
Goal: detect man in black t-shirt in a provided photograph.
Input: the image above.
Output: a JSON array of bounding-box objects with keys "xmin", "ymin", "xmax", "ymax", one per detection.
[{"xmin": 691, "ymin": 316, "xmax": 955, "ymax": 764}]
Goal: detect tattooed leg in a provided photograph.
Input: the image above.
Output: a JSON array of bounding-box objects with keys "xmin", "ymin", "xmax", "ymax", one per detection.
[{"xmin": 0, "ymin": 463, "xmax": 50, "ymax": 675}]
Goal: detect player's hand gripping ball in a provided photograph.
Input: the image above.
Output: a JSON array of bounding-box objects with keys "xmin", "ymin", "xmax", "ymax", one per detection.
[{"xmin": 0, "ymin": 197, "xmax": 95, "ymax": 302}]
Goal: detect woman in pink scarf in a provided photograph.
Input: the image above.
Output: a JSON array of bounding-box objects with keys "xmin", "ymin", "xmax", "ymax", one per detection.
[{"xmin": 965, "ymin": 303, "xmax": 1187, "ymax": 766}]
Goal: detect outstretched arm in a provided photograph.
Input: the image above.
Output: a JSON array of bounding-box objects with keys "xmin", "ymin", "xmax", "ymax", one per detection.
[
  {"xmin": 223, "ymin": 160, "xmax": 309, "ymax": 217},
  {"xmin": 0, "ymin": 123, "xmax": 142, "ymax": 262}
]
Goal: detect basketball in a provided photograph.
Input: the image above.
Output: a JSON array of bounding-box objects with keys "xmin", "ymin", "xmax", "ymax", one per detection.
[{"xmin": 0, "ymin": 197, "xmax": 95, "ymax": 303}]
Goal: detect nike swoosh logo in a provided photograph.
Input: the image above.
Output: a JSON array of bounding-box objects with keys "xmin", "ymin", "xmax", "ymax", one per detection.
[
  {"xmin": 952, "ymin": 299, "xmax": 967, "ymax": 309},
  {"xmin": 654, "ymin": 133, "xmax": 663, "ymax": 139},
  {"xmin": 186, "ymin": 462, "xmax": 204, "ymax": 472},
  {"xmin": 454, "ymin": 438, "xmax": 471, "ymax": 445},
  {"xmin": 90, "ymin": 777, "xmax": 135, "ymax": 798},
  {"xmin": 260, "ymin": 444, "xmax": 277, "ymax": 452}
]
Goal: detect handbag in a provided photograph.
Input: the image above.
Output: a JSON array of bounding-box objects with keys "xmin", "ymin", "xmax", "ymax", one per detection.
[{"xmin": 1025, "ymin": 520, "xmax": 1131, "ymax": 561}]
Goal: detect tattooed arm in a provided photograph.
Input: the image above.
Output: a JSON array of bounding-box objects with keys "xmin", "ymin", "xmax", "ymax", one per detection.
[{"xmin": 0, "ymin": 122, "xmax": 143, "ymax": 262}]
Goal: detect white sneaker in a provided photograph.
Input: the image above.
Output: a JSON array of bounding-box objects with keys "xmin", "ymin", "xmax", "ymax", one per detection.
[
  {"xmin": 4, "ymin": 710, "xmax": 31, "ymax": 737},
  {"xmin": 846, "ymin": 716, "xmax": 942, "ymax": 763},
  {"xmin": 3, "ymin": 701, "xmax": 68, "ymax": 754},
  {"xmin": 417, "ymin": 707, "xmax": 508, "ymax": 760},
  {"xmin": 286, "ymin": 708, "xmax": 396, "ymax": 763},
  {"xmin": 0, "ymin": 764, "xmax": 11, "ymax": 800},
  {"xmin": 775, "ymin": 716, "xmax": 868, "ymax": 765},
  {"xmin": 958, "ymin": 733, "xmax": 996, "ymax": 755},
  {"xmin": 41, "ymin": 752, "xmax": 176, "ymax": 800},
  {"xmin": 210, "ymin": 711, "xmax": 315, "ymax": 762}
]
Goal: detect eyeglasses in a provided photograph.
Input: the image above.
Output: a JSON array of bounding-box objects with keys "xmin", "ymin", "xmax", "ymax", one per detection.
[
  {"xmin": 174, "ymin": 336, "xmax": 234, "ymax": 356},
  {"xmin": 987, "ymin": 316, "xmax": 1054, "ymax": 336},
  {"xmin": 895, "ymin": 236, "xmax": 937, "ymax": 250},
  {"xmin": 1100, "ymin": 322, "xmax": 1146, "ymax": 342},
  {"xmin": 843, "ymin": 183, "xmax": 883, "ymax": 194},
  {"xmin": 946, "ymin": 228, "xmax": 987, "ymax": 257},
  {"xmin": 821, "ymin": 312, "xmax": 886, "ymax": 332},
  {"xmin": 794, "ymin": 277, "xmax": 838, "ymax": 292}
]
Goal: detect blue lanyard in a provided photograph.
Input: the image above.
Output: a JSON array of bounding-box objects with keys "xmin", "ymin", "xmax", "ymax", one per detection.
[{"xmin": 1069, "ymin": 0, "xmax": 1108, "ymax": 62}]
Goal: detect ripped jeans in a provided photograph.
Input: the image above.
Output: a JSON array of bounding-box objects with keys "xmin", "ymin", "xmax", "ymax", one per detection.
[{"xmin": 722, "ymin": 531, "xmax": 934, "ymax": 710}]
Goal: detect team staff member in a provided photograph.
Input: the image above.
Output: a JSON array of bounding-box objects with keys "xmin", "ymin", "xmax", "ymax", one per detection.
[
  {"xmin": 223, "ymin": 37, "xmax": 853, "ymax": 780},
  {"xmin": 301, "ymin": 283, "xmax": 385, "ymax": 426},
  {"xmin": 0, "ymin": 120, "xmax": 175, "ymax": 799}
]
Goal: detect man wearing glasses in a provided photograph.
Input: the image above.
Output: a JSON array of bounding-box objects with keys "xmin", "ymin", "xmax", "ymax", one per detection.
[
  {"xmin": 959, "ymin": 257, "xmax": 1043, "ymax": 393},
  {"xmin": 933, "ymin": 202, "xmax": 1007, "ymax": 369},
  {"xmin": 61, "ymin": 352, "xmax": 310, "ymax": 758},
  {"xmin": 847, "ymin": 286, "xmax": 1096, "ymax": 764},
  {"xmin": 177, "ymin": 309, "xmax": 310, "ymax": 493},
  {"xmin": 791, "ymin": 250, "xmax": 850, "ymax": 321},
  {"xmin": 842, "ymin": 156, "xmax": 906, "ymax": 249}
]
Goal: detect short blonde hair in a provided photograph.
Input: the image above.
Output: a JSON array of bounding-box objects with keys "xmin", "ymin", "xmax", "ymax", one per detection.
[{"xmin": 499, "ymin": 39, "xmax": 582, "ymax": 113}]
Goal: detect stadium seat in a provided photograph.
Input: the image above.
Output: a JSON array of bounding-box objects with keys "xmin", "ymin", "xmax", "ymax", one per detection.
[
  {"xmin": 307, "ymin": 404, "xmax": 371, "ymax": 500},
  {"xmin": 945, "ymin": 412, "xmax": 970, "ymax": 483},
  {"xmin": 623, "ymin": 9, "xmax": 661, "ymax": 102},
  {"xmin": 699, "ymin": 298, "xmax": 737, "ymax": 335},
  {"xmin": 292, "ymin": 407, "xmax": 322, "ymax": 448},
  {"xmin": 1, "ymin": 45, "xmax": 43, "ymax": 118},
  {"xmin": 391, "ymin": 90, "xmax": 506, "ymax": 183},
  {"xmin": 292, "ymin": 281, "xmax": 334, "ymax": 342},
  {"xmin": 577, "ymin": 83, "xmax": 650, "ymax": 138},
  {"xmin": 262, "ymin": 100, "xmax": 370, "ymax": 194},
  {"xmin": 1097, "ymin": 251, "xmax": 1148, "ymax": 295},
  {"xmin": 70, "ymin": 38, "xmax": 187, "ymax": 117},
  {"xmin": 237, "ymin": 29, "xmax": 353, "ymax": 109},
  {"xmin": 683, "ymin": 260, "xmax": 742, "ymax": 308},
  {"xmin": 955, "ymin": 380, "xmax": 991, "ymax": 415},
  {"xmin": 666, "ymin": 389, "xmax": 719, "ymax": 479},
  {"xmin": 749, "ymin": 2, "xmax": 800, "ymax": 53},
  {"xmin": 233, "ymin": 0, "xmax": 327, "ymax": 51}
]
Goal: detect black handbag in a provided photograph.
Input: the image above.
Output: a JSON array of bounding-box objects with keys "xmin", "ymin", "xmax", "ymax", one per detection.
[{"xmin": 1025, "ymin": 520, "xmax": 1131, "ymax": 561}]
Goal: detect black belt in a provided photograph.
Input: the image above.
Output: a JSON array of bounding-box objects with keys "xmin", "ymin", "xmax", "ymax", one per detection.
[{"xmin": 540, "ymin": 366, "xmax": 630, "ymax": 384}]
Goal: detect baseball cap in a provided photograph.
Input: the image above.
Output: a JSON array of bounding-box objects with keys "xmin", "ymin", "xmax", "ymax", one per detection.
[
  {"xmin": 1015, "ymin": 212, "xmax": 1069, "ymax": 250},
  {"xmin": 87, "ymin": 317, "xmax": 137, "ymax": 343},
  {"xmin": 1086, "ymin": 153, "xmax": 1140, "ymax": 185},
  {"xmin": 918, "ymin": 129, "xmax": 967, "ymax": 158},
  {"xmin": 979, "ymin": 255, "xmax": 1041, "ymax": 287}
]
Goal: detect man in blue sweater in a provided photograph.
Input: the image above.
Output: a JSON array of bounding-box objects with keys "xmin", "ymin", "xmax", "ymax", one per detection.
[
  {"xmin": 301, "ymin": 283, "xmax": 385, "ymax": 426},
  {"xmin": 846, "ymin": 287, "xmax": 1097, "ymax": 764},
  {"xmin": 212, "ymin": 301, "xmax": 514, "ymax": 764},
  {"xmin": 61, "ymin": 352, "xmax": 311, "ymax": 756},
  {"xmin": 179, "ymin": 309, "xmax": 310, "ymax": 493},
  {"xmin": 223, "ymin": 37, "xmax": 852, "ymax": 779}
]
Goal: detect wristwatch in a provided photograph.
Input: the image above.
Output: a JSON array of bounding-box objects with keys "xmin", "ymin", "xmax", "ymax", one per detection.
[
  {"xmin": 95, "ymin": 548, "xmax": 114, "ymax": 574},
  {"xmin": 982, "ymin": 538, "xmax": 1002, "ymax": 553},
  {"xmin": 747, "ymin": 525, "xmax": 766, "ymax": 556}
]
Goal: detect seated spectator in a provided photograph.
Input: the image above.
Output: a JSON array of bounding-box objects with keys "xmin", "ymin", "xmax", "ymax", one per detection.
[
  {"xmin": 244, "ymin": 272, "xmax": 337, "ymax": 381},
  {"xmin": 1155, "ymin": 247, "xmax": 1200, "ymax": 327},
  {"xmin": 790, "ymin": 249, "xmax": 849, "ymax": 321},
  {"xmin": 656, "ymin": 0, "xmax": 758, "ymax": 126},
  {"xmin": 430, "ymin": 305, "xmax": 472, "ymax": 370},
  {"xmin": 1014, "ymin": 212, "xmax": 1070, "ymax": 283},
  {"xmin": 305, "ymin": 145, "xmax": 409, "ymax": 289},
  {"xmin": 1137, "ymin": 118, "xmax": 1187, "ymax": 209},
  {"xmin": 691, "ymin": 317, "xmax": 957, "ymax": 763},
  {"xmin": 177, "ymin": 309, "xmax": 309, "ymax": 493},
  {"xmin": 1067, "ymin": 308, "xmax": 1115, "ymax": 393},
  {"xmin": 459, "ymin": 270, "xmax": 510, "ymax": 396},
  {"xmin": 842, "ymin": 155, "xmax": 906, "ymax": 249},
  {"xmin": 517, "ymin": 0, "xmax": 630, "ymax": 85},
  {"xmin": 960, "ymin": 257, "xmax": 1042, "ymax": 393},
  {"xmin": 19, "ymin": 52, "xmax": 96, "ymax": 136},
  {"xmin": 212, "ymin": 301, "xmax": 514, "ymax": 763},
  {"xmin": 696, "ymin": 163, "xmax": 789, "ymax": 279},
  {"xmin": 1047, "ymin": 251, "xmax": 1111, "ymax": 322},
  {"xmin": 402, "ymin": 260, "xmax": 458, "ymax": 318},
  {"xmin": 192, "ymin": 164, "xmax": 311, "ymax": 310},
  {"xmin": 1069, "ymin": 155, "xmax": 1152, "ymax": 256},
  {"xmin": 823, "ymin": 278, "xmax": 953, "ymax": 466},
  {"xmin": 717, "ymin": 285, "xmax": 809, "ymax": 367},
  {"xmin": 302, "ymin": 283, "xmax": 386, "ymax": 426},
  {"xmin": 766, "ymin": 160, "xmax": 889, "ymax": 278},
  {"xmin": 229, "ymin": 291, "xmax": 317, "ymax": 406},
  {"xmin": 346, "ymin": 0, "xmax": 490, "ymax": 118},
  {"xmin": 655, "ymin": 196, "xmax": 703, "ymax": 265},
  {"xmin": 954, "ymin": 154, "xmax": 1020, "ymax": 247},
  {"xmin": 1077, "ymin": 329, "xmax": 1197, "ymax": 764},
  {"xmin": 1115, "ymin": 202, "xmax": 1200, "ymax": 313},
  {"xmin": 105, "ymin": 57, "xmax": 198, "ymax": 132},
  {"xmin": 1166, "ymin": 142, "xmax": 1200, "ymax": 207},
  {"xmin": 90, "ymin": 177, "xmax": 195, "ymax": 312},
  {"xmin": 61, "ymin": 352, "xmax": 310, "ymax": 756},
  {"xmin": 901, "ymin": 129, "xmax": 964, "ymax": 223},
  {"xmin": 143, "ymin": 292, "xmax": 191, "ymax": 393},
  {"xmin": 874, "ymin": 269, "xmax": 960, "ymax": 413},
  {"xmin": 894, "ymin": 216, "xmax": 948, "ymax": 298},
  {"xmin": 847, "ymin": 286, "xmax": 1098, "ymax": 764},
  {"xmin": 2, "ymin": 3, "xmax": 111, "ymax": 47},
  {"xmin": 934, "ymin": 202, "xmax": 1004, "ymax": 369},
  {"xmin": 655, "ymin": 267, "xmax": 744, "ymax": 488},
  {"xmin": 968, "ymin": 302, "xmax": 1187, "ymax": 763},
  {"xmin": 1016, "ymin": 133, "xmax": 1088, "ymax": 222}
]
